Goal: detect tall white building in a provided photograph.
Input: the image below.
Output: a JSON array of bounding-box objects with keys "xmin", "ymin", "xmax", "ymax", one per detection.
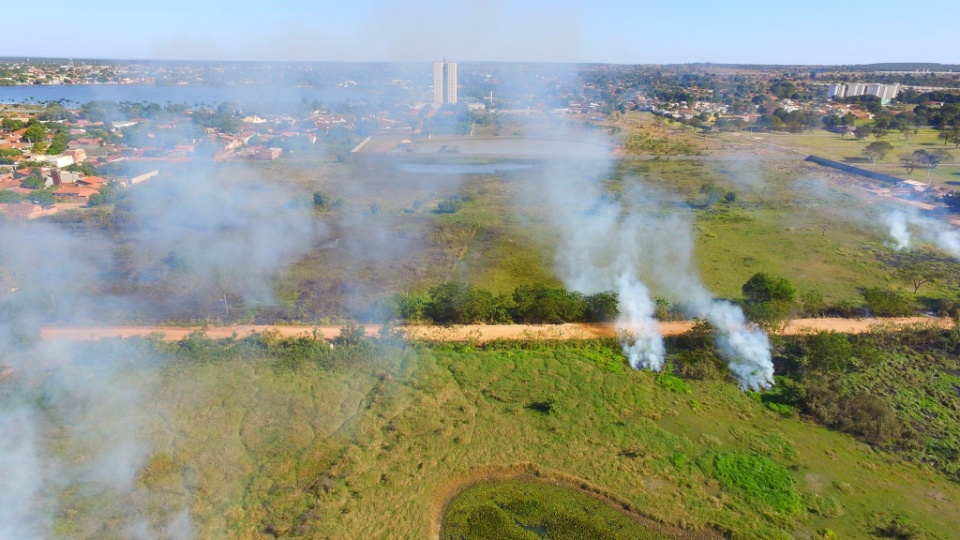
[{"xmin": 433, "ymin": 60, "xmax": 457, "ymax": 105}]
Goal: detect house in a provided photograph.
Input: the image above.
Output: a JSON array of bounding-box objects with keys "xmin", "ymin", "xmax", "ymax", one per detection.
[
  {"xmin": 65, "ymin": 148, "xmax": 87, "ymax": 163},
  {"xmin": 51, "ymin": 169, "xmax": 84, "ymax": 186},
  {"xmin": 253, "ymin": 147, "xmax": 282, "ymax": 160},
  {"xmin": 77, "ymin": 176, "xmax": 108, "ymax": 188},
  {"xmin": 53, "ymin": 184, "xmax": 98, "ymax": 202}
]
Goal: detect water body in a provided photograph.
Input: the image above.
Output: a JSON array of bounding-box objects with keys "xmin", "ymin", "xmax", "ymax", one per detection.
[
  {"xmin": 0, "ymin": 84, "xmax": 376, "ymax": 106},
  {"xmin": 398, "ymin": 162, "xmax": 535, "ymax": 175}
]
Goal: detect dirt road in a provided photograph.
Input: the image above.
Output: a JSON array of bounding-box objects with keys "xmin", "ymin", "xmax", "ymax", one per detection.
[{"xmin": 39, "ymin": 317, "xmax": 951, "ymax": 343}]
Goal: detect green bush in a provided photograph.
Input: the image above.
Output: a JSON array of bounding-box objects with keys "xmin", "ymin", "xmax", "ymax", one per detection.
[
  {"xmin": 0, "ymin": 189, "xmax": 23, "ymax": 204},
  {"xmin": 861, "ymin": 287, "xmax": 915, "ymax": 317},
  {"xmin": 804, "ymin": 331, "xmax": 852, "ymax": 373},
  {"xmin": 437, "ymin": 197, "xmax": 464, "ymax": 214}
]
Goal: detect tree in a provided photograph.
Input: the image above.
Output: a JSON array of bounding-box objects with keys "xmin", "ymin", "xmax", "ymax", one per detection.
[
  {"xmin": 0, "ymin": 189, "xmax": 23, "ymax": 204},
  {"xmin": 21, "ymin": 172, "xmax": 46, "ymax": 189},
  {"xmin": 28, "ymin": 190, "xmax": 55, "ymax": 207},
  {"xmin": 585, "ymin": 291, "xmax": 619, "ymax": 322},
  {"xmin": 941, "ymin": 126, "xmax": 960, "ymax": 148},
  {"xmin": 742, "ymin": 272, "xmax": 796, "ymax": 331},
  {"xmin": 939, "ymin": 128, "xmax": 957, "ymax": 146},
  {"xmin": 899, "ymin": 151, "xmax": 924, "ymax": 174},
  {"xmin": 743, "ymin": 272, "xmax": 796, "ymax": 304},
  {"xmin": 1, "ymin": 118, "xmax": 25, "ymax": 130},
  {"xmin": 804, "ymin": 331, "xmax": 852, "ymax": 373},
  {"xmin": 424, "ymin": 281, "xmax": 495, "ymax": 324},
  {"xmin": 893, "ymin": 256, "xmax": 951, "ymax": 294},
  {"xmin": 22, "ymin": 123, "xmax": 47, "ymax": 145},
  {"xmin": 863, "ymin": 141, "xmax": 893, "ymax": 162},
  {"xmin": 854, "ymin": 125, "xmax": 872, "ymax": 140},
  {"xmin": 923, "ymin": 149, "xmax": 951, "ymax": 170}
]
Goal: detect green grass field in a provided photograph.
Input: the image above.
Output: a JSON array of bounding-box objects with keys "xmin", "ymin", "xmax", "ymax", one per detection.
[{"xmin": 22, "ymin": 333, "xmax": 960, "ymax": 539}]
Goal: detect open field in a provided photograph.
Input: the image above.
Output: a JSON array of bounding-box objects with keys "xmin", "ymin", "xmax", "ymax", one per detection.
[{"xmin": 14, "ymin": 331, "xmax": 960, "ymax": 539}]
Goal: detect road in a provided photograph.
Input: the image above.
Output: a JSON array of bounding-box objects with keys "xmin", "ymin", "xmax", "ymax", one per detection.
[{"xmin": 39, "ymin": 317, "xmax": 951, "ymax": 343}]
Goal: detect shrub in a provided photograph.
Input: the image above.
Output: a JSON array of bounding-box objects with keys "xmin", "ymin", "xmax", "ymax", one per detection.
[
  {"xmin": 876, "ymin": 516, "xmax": 927, "ymax": 540},
  {"xmin": 0, "ymin": 189, "xmax": 23, "ymax": 204},
  {"xmin": 437, "ymin": 197, "xmax": 464, "ymax": 214},
  {"xmin": 861, "ymin": 287, "xmax": 915, "ymax": 317},
  {"xmin": 804, "ymin": 331, "xmax": 852, "ymax": 373}
]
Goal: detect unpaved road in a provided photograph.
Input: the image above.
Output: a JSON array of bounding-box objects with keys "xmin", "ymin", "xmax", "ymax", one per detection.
[{"xmin": 39, "ymin": 317, "xmax": 951, "ymax": 343}]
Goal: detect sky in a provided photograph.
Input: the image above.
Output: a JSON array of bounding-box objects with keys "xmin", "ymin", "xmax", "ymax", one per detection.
[{"xmin": 5, "ymin": 0, "xmax": 959, "ymax": 65}]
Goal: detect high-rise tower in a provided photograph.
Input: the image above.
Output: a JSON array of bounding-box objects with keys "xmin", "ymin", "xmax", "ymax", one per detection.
[{"xmin": 433, "ymin": 59, "xmax": 457, "ymax": 105}]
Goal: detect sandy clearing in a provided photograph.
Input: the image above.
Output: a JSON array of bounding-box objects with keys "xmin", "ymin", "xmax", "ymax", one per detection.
[{"xmin": 39, "ymin": 317, "xmax": 951, "ymax": 343}]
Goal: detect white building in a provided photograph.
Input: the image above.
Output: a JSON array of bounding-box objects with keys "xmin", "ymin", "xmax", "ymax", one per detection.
[
  {"xmin": 433, "ymin": 60, "xmax": 457, "ymax": 105},
  {"xmin": 829, "ymin": 82, "xmax": 901, "ymax": 104},
  {"xmin": 39, "ymin": 155, "xmax": 74, "ymax": 168}
]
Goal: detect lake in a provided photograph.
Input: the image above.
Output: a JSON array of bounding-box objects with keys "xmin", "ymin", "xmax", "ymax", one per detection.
[{"xmin": 0, "ymin": 84, "xmax": 376, "ymax": 106}]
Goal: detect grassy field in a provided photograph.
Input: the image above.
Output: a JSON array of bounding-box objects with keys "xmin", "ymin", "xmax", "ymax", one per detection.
[
  {"xmin": 246, "ymin": 149, "xmax": 960, "ymax": 320},
  {"xmin": 35, "ymin": 139, "xmax": 959, "ymax": 326},
  {"xmin": 26, "ymin": 334, "xmax": 960, "ymax": 539}
]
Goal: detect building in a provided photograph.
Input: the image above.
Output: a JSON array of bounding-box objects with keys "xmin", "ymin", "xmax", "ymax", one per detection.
[
  {"xmin": 828, "ymin": 82, "xmax": 901, "ymax": 104},
  {"xmin": 433, "ymin": 59, "xmax": 457, "ymax": 105}
]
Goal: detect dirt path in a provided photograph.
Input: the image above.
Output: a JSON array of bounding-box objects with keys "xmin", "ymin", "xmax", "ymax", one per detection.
[{"xmin": 39, "ymin": 317, "xmax": 951, "ymax": 343}]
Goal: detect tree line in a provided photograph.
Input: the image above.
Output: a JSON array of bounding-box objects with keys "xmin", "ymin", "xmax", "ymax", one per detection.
[{"xmin": 387, "ymin": 282, "xmax": 619, "ymax": 325}]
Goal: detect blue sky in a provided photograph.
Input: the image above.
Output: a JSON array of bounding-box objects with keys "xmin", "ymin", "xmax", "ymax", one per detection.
[{"xmin": 6, "ymin": 0, "xmax": 959, "ymax": 64}]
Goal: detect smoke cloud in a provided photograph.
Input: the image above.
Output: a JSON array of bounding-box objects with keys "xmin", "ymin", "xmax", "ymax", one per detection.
[
  {"xmin": 0, "ymin": 152, "xmax": 321, "ymax": 537},
  {"xmin": 885, "ymin": 208, "xmax": 960, "ymax": 257},
  {"xmin": 537, "ymin": 161, "xmax": 774, "ymax": 390}
]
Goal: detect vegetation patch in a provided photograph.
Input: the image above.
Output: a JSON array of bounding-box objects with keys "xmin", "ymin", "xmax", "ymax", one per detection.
[
  {"xmin": 709, "ymin": 453, "xmax": 801, "ymax": 514},
  {"xmin": 441, "ymin": 479, "xmax": 676, "ymax": 540}
]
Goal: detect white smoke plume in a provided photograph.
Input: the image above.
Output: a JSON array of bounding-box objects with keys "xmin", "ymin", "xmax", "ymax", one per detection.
[
  {"xmin": 538, "ymin": 162, "xmax": 774, "ymax": 389},
  {"xmin": 0, "ymin": 155, "xmax": 320, "ymax": 537},
  {"xmin": 885, "ymin": 208, "xmax": 960, "ymax": 257}
]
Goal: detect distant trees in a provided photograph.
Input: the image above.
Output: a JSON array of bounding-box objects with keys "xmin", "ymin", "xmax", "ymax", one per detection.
[
  {"xmin": 1, "ymin": 118, "xmax": 25, "ymax": 130},
  {"xmin": 900, "ymin": 149, "xmax": 951, "ymax": 174},
  {"xmin": 939, "ymin": 126, "xmax": 960, "ymax": 147}
]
